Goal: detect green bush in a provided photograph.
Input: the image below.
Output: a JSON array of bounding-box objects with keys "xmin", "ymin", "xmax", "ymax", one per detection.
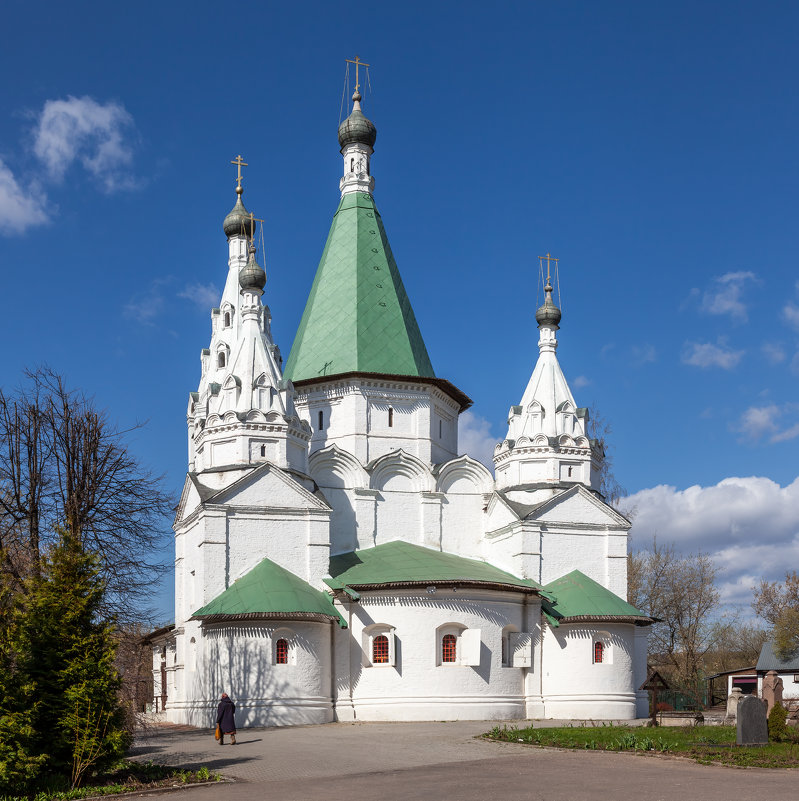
[{"xmin": 768, "ymin": 703, "xmax": 789, "ymax": 742}]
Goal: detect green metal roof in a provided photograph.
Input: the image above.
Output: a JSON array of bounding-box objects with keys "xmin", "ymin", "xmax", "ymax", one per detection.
[
  {"xmin": 192, "ymin": 557, "xmax": 346, "ymax": 627},
  {"xmin": 327, "ymin": 541, "xmax": 542, "ymax": 592},
  {"xmin": 542, "ymin": 570, "xmax": 650, "ymax": 627},
  {"xmin": 284, "ymin": 192, "xmax": 435, "ymax": 382}
]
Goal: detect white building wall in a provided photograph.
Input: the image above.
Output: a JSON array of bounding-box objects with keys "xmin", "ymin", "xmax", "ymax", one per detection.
[
  {"xmin": 335, "ymin": 588, "xmax": 540, "ymax": 721},
  {"xmin": 541, "ymin": 623, "xmax": 638, "ymax": 719}
]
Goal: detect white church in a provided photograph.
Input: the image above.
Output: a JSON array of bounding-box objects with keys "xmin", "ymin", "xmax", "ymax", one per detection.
[{"xmin": 150, "ymin": 85, "xmax": 652, "ymax": 726}]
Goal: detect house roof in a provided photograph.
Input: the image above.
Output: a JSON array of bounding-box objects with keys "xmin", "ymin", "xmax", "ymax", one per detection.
[
  {"xmin": 756, "ymin": 640, "xmax": 799, "ymax": 672},
  {"xmin": 542, "ymin": 570, "xmax": 652, "ymax": 627},
  {"xmin": 327, "ymin": 540, "xmax": 543, "ymax": 594},
  {"xmin": 284, "ymin": 192, "xmax": 435, "ymax": 382},
  {"xmin": 192, "ymin": 557, "xmax": 346, "ymax": 628}
]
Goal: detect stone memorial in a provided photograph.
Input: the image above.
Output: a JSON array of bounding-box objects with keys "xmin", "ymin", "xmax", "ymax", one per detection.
[
  {"xmin": 762, "ymin": 670, "xmax": 784, "ymax": 715},
  {"xmin": 736, "ymin": 694, "xmax": 768, "ymax": 746},
  {"xmin": 726, "ymin": 686, "xmax": 743, "ymax": 720}
]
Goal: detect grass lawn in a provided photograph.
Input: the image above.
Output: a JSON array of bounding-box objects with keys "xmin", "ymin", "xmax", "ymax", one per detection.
[
  {"xmin": 0, "ymin": 761, "xmax": 224, "ymax": 801},
  {"xmin": 484, "ymin": 724, "xmax": 799, "ymax": 768}
]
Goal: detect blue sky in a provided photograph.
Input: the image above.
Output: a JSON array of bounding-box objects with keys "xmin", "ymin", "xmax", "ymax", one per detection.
[{"xmin": 1, "ymin": 1, "xmax": 797, "ymax": 620}]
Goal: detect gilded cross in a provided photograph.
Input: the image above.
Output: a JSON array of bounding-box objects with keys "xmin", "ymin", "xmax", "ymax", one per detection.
[
  {"xmin": 231, "ymin": 154, "xmax": 248, "ymax": 189},
  {"xmin": 538, "ymin": 252, "xmax": 559, "ymax": 285},
  {"xmin": 345, "ymin": 55, "xmax": 370, "ymax": 93}
]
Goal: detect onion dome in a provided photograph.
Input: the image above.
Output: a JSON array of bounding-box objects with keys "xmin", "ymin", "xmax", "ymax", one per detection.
[
  {"xmin": 239, "ymin": 244, "xmax": 266, "ymax": 292},
  {"xmin": 338, "ymin": 91, "xmax": 377, "ymax": 150},
  {"xmin": 223, "ymin": 186, "xmax": 256, "ymax": 239},
  {"xmin": 535, "ymin": 282, "xmax": 562, "ymax": 327}
]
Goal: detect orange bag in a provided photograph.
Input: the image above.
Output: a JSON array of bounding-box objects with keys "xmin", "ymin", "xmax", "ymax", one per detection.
[{"xmin": 214, "ymin": 724, "xmax": 221, "ymax": 741}]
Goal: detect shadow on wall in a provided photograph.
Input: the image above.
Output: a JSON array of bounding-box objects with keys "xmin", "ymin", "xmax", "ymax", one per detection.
[{"xmin": 200, "ymin": 625, "xmax": 320, "ymax": 728}]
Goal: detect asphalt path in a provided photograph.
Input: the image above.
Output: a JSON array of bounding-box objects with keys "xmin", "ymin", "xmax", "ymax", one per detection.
[{"xmin": 131, "ymin": 721, "xmax": 797, "ymax": 801}]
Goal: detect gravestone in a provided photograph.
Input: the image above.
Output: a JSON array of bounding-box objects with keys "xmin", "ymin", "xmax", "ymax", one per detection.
[
  {"xmin": 736, "ymin": 694, "xmax": 768, "ymax": 746},
  {"xmin": 726, "ymin": 686, "xmax": 743, "ymax": 719},
  {"xmin": 762, "ymin": 670, "xmax": 784, "ymax": 715}
]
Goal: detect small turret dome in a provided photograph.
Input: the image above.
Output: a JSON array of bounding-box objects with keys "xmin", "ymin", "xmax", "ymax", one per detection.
[
  {"xmin": 535, "ymin": 285, "xmax": 562, "ymax": 327},
  {"xmin": 223, "ymin": 188, "xmax": 255, "ymax": 239},
  {"xmin": 338, "ymin": 92, "xmax": 377, "ymax": 150},
  {"xmin": 239, "ymin": 245, "xmax": 266, "ymax": 292}
]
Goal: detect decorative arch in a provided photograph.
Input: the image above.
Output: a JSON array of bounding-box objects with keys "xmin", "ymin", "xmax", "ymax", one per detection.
[
  {"xmin": 310, "ymin": 444, "xmax": 368, "ymax": 490},
  {"xmin": 532, "ymin": 434, "xmax": 549, "ymax": 447},
  {"xmin": 368, "ymin": 449, "xmax": 434, "ymax": 493},
  {"xmin": 436, "ymin": 455, "xmax": 493, "ymax": 495},
  {"xmin": 558, "ymin": 434, "xmax": 575, "ymax": 447}
]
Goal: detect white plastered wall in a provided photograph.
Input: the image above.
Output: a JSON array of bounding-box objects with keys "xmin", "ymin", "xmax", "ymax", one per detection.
[
  {"xmin": 541, "ymin": 622, "xmax": 639, "ymax": 719},
  {"xmin": 332, "ymin": 588, "xmax": 541, "ymax": 722}
]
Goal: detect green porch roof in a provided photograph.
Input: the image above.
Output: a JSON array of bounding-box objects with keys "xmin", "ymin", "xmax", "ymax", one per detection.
[
  {"xmin": 327, "ymin": 541, "xmax": 542, "ymax": 593},
  {"xmin": 284, "ymin": 192, "xmax": 435, "ymax": 382},
  {"xmin": 542, "ymin": 570, "xmax": 651, "ymax": 627},
  {"xmin": 192, "ymin": 557, "xmax": 346, "ymax": 627}
]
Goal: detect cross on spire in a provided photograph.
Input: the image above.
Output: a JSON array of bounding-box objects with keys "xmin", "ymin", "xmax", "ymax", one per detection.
[
  {"xmin": 539, "ymin": 252, "xmax": 559, "ymax": 287},
  {"xmin": 345, "ymin": 55, "xmax": 370, "ymax": 93},
  {"xmin": 231, "ymin": 154, "xmax": 248, "ymax": 189}
]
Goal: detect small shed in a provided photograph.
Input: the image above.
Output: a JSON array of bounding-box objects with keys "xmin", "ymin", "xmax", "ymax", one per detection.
[
  {"xmin": 756, "ymin": 641, "xmax": 799, "ymax": 701},
  {"xmin": 705, "ymin": 665, "xmax": 757, "ymax": 704}
]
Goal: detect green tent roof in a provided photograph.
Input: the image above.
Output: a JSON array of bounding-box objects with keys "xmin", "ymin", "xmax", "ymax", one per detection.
[
  {"xmin": 192, "ymin": 557, "xmax": 346, "ymax": 627},
  {"xmin": 327, "ymin": 541, "xmax": 542, "ymax": 593},
  {"xmin": 542, "ymin": 570, "xmax": 651, "ymax": 627},
  {"xmin": 284, "ymin": 192, "xmax": 435, "ymax": 382}
]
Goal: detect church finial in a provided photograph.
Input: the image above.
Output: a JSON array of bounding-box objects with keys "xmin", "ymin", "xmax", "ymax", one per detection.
[
  {"xmin": 345, "ymin": 55, "xmax": 370, "ymax": 95},
  {"xmin": 535, "ymin": 252, "xmax": 562, "ymax": 329},
  {"xmin": 223, "ymin": 155, "xmax": 256, "ymax": 238}
]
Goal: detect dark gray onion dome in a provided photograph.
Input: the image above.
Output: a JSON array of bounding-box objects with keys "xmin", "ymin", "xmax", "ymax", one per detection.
[
  {"xmin": 239, "ymin": 245, "xmax": 266, "ymax": 292},
  {"xmin": 535, "ymin": 285, "xmax": 562, "ymax": 327},
  {"xmin": 338, "ymin": 91, "xmax": 377, "ymax": 150},
  {"xmin": 223, "ymin": 187, "xmax": 256, "ymax": 238}
]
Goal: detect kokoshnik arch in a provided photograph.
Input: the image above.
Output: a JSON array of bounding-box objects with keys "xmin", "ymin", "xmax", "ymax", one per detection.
[{"xmin": 148, "ymin": 81, "xmax": 653, "ymax": 726}]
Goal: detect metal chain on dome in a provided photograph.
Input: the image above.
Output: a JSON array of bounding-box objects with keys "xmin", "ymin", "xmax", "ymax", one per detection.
[{"xmin": 339, "ymin": 62, "xmax": 350, "ymax": 125}]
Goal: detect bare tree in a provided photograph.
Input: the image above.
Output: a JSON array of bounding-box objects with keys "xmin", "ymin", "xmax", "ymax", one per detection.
[
  {"xmin": 753, "ymin": 571, "xmax": 799, "ymax": 658},
  {"xmin": 0, "ymin": 367, "xmax": 173, "ymax": 620},
  {"xmin": 586, "ymin": 404, "xmax": 626, "ymax": 509},
  {"xmin": 629, "ymin": 538, "xmax": 720, "ymax": 703}
]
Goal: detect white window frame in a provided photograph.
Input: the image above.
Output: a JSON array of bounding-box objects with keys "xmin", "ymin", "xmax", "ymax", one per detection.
[
  {"xmin": 363, "ymin": 624, "xmax": 396, "ymax": 667},
  {"xmin": 436, "ymin": 624, "xmax": 481, "ymax": 667}
]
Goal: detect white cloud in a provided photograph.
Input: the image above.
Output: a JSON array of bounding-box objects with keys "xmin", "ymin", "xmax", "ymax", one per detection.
[
  {"xmin": 782, "ymin": 302, "xmax": 799, "ymax": 332},
  {"xmin": 700, "ymin": 271, "xmax": 756, "ymax": 322},
  {"xmin": 631, "ymin": 344, "xmax": 656, "ymax": 366},
  {"xmin": 621, "ymin": 476, "xmax": 799, "ymax": 607},
  {"xmin": 736, "ymin": 403, "xmax": 799, "ymax": 443},
  {"xmin": 572, "ymin": 375, "xmax": 591, "ymax": 389},
  {"xmin": 178, "ymin": 282, "xmax": 220, "ymax": 310},
  {"xmin": 458, "ymin": 411, "xmax": 496, "ymax": 471},
  {"xmin": 682, "ymin": 340, "xmax": 744, "ymax": 369},
  {"xmin": 33, "ymin": 96, "xmax": 136, "ymax": 192},
  {"xmin": 761, "ymin": 342, "xmax": 786, "ymax": 364},
  {"xmin": 124, "ymin": 278, "xmax": 171, "ymax": 325},
  {"xmin": 0, "ymin": 158, "xmax": 48, "ymax": 234}
]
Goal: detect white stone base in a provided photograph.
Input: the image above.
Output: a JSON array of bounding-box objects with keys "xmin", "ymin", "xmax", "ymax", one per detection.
[
  {"xmin": 543, "ymin": 693, "xmax": 638, "ymax": 720},
  {"xmin": 350, "ymin": 695, "xmax": 526, "ymax": 722}
]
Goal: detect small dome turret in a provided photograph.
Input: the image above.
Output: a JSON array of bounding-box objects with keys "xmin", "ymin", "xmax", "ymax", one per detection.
[
  {"xmin": 535, "ymin": 282, "xmax": 562, "ymax": 328},
  {"xmin": 223, "ymin": 186, "xmax": 256, "ymax": 239},
  {"xmin": 338, "ymin": 92, "xmax": 377, "ymax": 150},
  {"xmin": 239, "ymin": 244, "xmax": 266, "ymax": 292}
]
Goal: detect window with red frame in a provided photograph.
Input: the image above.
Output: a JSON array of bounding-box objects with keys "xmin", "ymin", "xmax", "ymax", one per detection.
[
  {"xmin": 372, "ymin": 634, "xmax": 389, "ymax": 664},
  {"xmin": 275, "ymin": 638, "xmax": 288, "ymax": 664},
  {"xmin": 594, "ymin": 641, "xmax": 604, "ymax": 664},
  {"xmin": 442, "ymin": 633, "xmax": 457, "ymax": 663}
]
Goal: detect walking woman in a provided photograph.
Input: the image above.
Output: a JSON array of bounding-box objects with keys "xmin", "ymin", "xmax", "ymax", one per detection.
[{"xmin": 216, "ymin": 693, "xmax": 237, "ymax": 745}]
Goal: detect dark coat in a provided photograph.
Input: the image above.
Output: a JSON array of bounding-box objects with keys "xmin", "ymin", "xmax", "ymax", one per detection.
[{"xmin": 216, "ymin": 697, "xmax": 236, "ymax": 733}]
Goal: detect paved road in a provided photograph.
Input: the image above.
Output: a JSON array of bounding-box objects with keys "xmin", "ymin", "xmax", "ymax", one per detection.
[{"xmin": 131, "ymin": 721, "xmax": 797, "ymax": 801}]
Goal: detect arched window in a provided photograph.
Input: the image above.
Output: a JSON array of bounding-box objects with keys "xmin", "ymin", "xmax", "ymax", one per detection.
[
  {"xmin": 318, "ymin": 410, "xmax": 324, "ymax": 430},
  {"xmin": 594, "ymin": 641, "xmax": 604, "ymax": 664},
  {"xmin": 372, "ymin": 635, "xmax": 389, "ymax": 664},
  {"xmin": 388, "ymin": 407, "xmax": 394, "ymax": 427},
  {"xmin": 442, "ymin": 634, "xmax": 457, "ymax": 663},
  {"xmin": 224, "ymin": 311, "xmax": 231, "ymax": 327},
  {"xmin": 350, "ymin": 158, "xmax": 355, "ymax": 172},
  {"xmin": 439, "ymin": 419, "xmax": 442, "ymax": 439},
  {"xmin": 217, "ymin": 352, "xmax": 226, "ymax": 368},
  {"xmin": 275, "ymin": 638, "xmax": 288, "ymax": 664},
  {"xmin": 260, "ymin": 444, "xmax": 266, "ymax": 457}
]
